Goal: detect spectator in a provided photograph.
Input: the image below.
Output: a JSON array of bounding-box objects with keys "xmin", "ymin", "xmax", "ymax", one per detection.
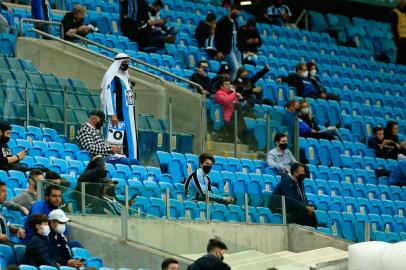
[
  {"xmin": 282, "ymin": 99, "xmax": 299, "ymax": 129},
  {"xmin": 100, "ymin": 53, "xmax": 139, "ymax": 161},
  {"xmin": 214, "ymin": 78, "xmax": 243, "ymax": 139},
  {"xmin": 270, "ymin": 163, "xmax": 317, "ymax": 227},
  {"xmin": 234, "ymin": 65, "xmax": 273, "ymax": 107},
  {"xmin": 204, "ymin": 23, "xmax": 217, "ymax": 59},
  {"xmin": 190, "ymin": 60, "xmax": 213, "ymax": 95},
  {"xmin": 389, "ymin": 160, "xmax": 406, "ymax": 186},
  {"xmin": 211, "ymin": 64, "xmax": 231, "ymax": 91},
  {"xmin": 48, "ymin": 209, "xmax": 84, "ymax": 268},
  {"xmin": 4, "ymin": 169, "xmax": 42, "ymax": 215},
  {"xmin": 195, "ymin": 13, "xmax": 217, "ymax": 48},
  {"xmin": 214, "ymin": 4, "xmax": 242, "ymax": 80},
  {"xmin": 62, "ymin": 5, "xmax": 94, "ymax": 42},
  {"xmin": 76, "ymin": 110, "xmax": 139, "ymax": 166},
  {"xmin": 0, "ymin": 121, "xmax": 29, "ymax": 172},
  {"xmin": 31, "ymin": 0, "xmax": 50, "ymax": 32},
  {"xmin": 0, "ymin": 181, "xmax": 26, "ymax": 246},
  {"xmin": 390, "ymin": 0, "xmax": 406, "ymax": 65},
  {"xmin": 0, "ymin": 3, "xmax": 9, "ymax": 34},
  {"xmin": 45, "ymin": 170, "xmax": 68, "ymax": 187},
  {"xmin": 276, "ymin": 63, "xmax": 318, "ymax": 99},
  {"xmin": 147, "ymin": 0, "xmax": 178, "ymax": 40},
  {"xmin": 24, "ymin": 185, "xmax": 62, "ymax": 242},
  {"xmin": 185, "ymin": 153, "xmax": 234, "ymax": 204},
  {"xmin": 93, "ymin": 179, "xmax": 122, "ymax": 215},
  {"xmin": 298, "ymin": 100, "xmax": 342, "ymax": 141},
  {"xmin": 162, "ymin": 258, "xmax": 179, "ymax": 270},
  {"xmin": 237, "ymin": 18, "xmax": 262, "ymax": 66},
  {"xmin": 368, "ymin": 127, "xmax": 385, "ymax": 157},
  {"xmin": 23, "ymin": 214, "xmax": 58, "ymax": 267},
  {"xmin": 306, "ymin": 62, "xmax": 340, "ymax": 101},
  {"xmin": 187, "ymin": 239, "xmax": 231, "ymax": 270},
  {"xmin": 267, "ymin": 133, "xmax": 297, "ymax": 175},
  {"xmin": 266, "ymin": 0, "xmax": 292, "ymax": 26},
  {"xmin": 382, "ymin": 121, "xmax": 406, "ymax": 160}
]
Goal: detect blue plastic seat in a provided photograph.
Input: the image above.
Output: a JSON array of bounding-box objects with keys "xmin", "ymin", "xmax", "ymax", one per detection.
[
  {"xmin": 257, "ymin": 207, "xmax": 272, "ymax": 224},
  {"xmin": 72, "ymin": 247, "xmax": 90, "ymax": 259}
]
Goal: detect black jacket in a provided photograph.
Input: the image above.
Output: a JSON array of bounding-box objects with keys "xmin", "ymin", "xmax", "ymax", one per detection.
[
  {"xmin": 23, "ymin": 233, "xmax": 58, "ymax": 267},
  {"xmin": 0, "ymin": 142, "xmax": 12, "ymax": 171},
  {"xmin": 190, "ymin": 73, "xmax": 213, "ymax": 94},
  {"xmin": 234, "ymin": 66, "xmax": 269, "ymax": 104},
  {"xmin": 195, "ymin": 21, "xmax": 212, "ymax": 48},
  {"xmin": 75, "ymin": 156, "xmax": 108, "ymax": 200},
  {"xmin": 214, "ymin": 15, "xmax": 239, "ymax": 55},
  {"xmin": 49, "ymin": 230, "xmax": 73, "ymax": 266},
  {"xmin": 187, "ymin": 254, "xmax": 231, "ymax": 270},
  {"xmin": 237, "ymin": 26, "xmax": 262, "ymax": 53},
  {"xmin": 280, "ymin": 73, "xmax": 318, "ymax": 98}
]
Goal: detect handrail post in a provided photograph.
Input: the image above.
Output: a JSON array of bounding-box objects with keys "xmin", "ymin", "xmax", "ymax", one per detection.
[
  {"xmin": 168, "ymin": 97, "xmax": 173, "ymax": 153},
  {"xmin": 25, "ymin": 81, "xmax": 29, "ymax": 128},
  {"xmin": 206, "ymin": 191, "xmax": 210, "ymax": 223},
  {"xmin": 244, "ymin": 193, "xmax": 249, "ymax": 224},
  {"xmin": 282, "ymin": 195, "xmax": 287, "ymax": 225},
  {"xmin": 201, "ymin": 92, "xmax": 207, "ymax": 153},
  {"xmin": 166, "ymin": 188, "xmax": 170, "ymax": 220},
  {"xmin": 121, "ymin": 184, "xmax": 129, "ymax": 240},
  {"xmin": 234, "ymin": 110, "xmax": 238, "ymax": 158},
  {"xmin": 81, "ymin": 183, "xmax": 86, "ymax": 215},
  {"xmin": 365, "ymin": 222, "xmax": 370, "ymax": 241},
  {"xmin": 36, "ymin": 179, "xmax": 43, "ymax": 201},
  {"xmin": 63, "ymin": 86, "xmax": 68, "ymax": 137},
  {"xmin": 265, "ymin": 113, "xmax": 270, "ymax": 153}
]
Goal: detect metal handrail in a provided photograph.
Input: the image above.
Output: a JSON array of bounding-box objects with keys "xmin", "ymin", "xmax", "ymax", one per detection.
[
  {"xmin": 27, "ymin": 28, "xmax": 164, "ymax": 83},
  {"xmin": 70, "ymin": 33, "xmax": 204, "ymax": 93},
  {"xmin": 295, "ymin": 9, "xmax": 309, "ymax": 31},
  {"xmin": 21, "ymin": 18, "xmax": 64, "ymax": 39}
]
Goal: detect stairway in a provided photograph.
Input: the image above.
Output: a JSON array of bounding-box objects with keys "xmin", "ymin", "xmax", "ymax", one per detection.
[{"xmin": 206, "ymin": 136, "xmax": 267, "ymax": 160}]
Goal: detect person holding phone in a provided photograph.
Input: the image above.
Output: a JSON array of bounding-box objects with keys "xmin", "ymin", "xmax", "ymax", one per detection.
[{"xmin": 0, "ymin": 121, "xmax": 29, "ymax": 172}]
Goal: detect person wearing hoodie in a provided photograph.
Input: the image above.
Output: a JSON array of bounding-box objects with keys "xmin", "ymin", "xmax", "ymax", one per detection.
[
  {"xmin": 214, "ymin": 78, "xmax": 242, "ymax": 123},
  {"xmin": 306, "ymin": 62, "xmax": 339, "ymax": 101}
]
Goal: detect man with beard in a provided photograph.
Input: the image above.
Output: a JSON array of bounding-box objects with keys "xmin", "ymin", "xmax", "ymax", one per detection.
[
  {"xmin": 187, "ymin": 239, "xmax": 231, "ymax": 270},
  {"xmin": 0, "ymin": 121, "xmax": 28, "ymax": 172}
]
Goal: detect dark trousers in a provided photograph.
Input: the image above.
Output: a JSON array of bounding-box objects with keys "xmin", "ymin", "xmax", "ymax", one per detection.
[{"xmin": 395, "ymin": 38, "xmax": 406, "ymax": 65}]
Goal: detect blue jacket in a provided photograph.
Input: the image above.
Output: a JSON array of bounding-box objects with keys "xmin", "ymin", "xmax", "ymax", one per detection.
[
  {"xmin": 24, "ymin": 200, "xmax": 57, "ymax": 242},
  {"xmin": 31, "ymin": 0, "xmax": 50, "ymax": 20},
  {"xmin": 299, "ymin": 118, "xmax": 312, "ymax": 135},
  {"xmin": 23, "ymin": 233, "xmax": 58, "ymax": 267},
  {"xmin": 389, "ymin": 160, "xmax": 406, "ymax": 185},
  {"xmin": 272, "ymin": 173, "xmax": 307, "ymax": 204}
]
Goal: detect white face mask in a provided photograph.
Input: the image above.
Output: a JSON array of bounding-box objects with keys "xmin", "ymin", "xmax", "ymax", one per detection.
[
  {"xmin": 56, "ymin": 224, "xmax": 66, "ymax": 234},
  {"xmin": 302, "ymin": 71, "xmax": 309, "ymax": 77},
  {"xmin": 41, "ymin": 225, "xmax": 50, "ymax": 236},
  {"xmin": 301, "ymin": 108, "xmax": 309, "ymax": 114},
  {"xmin": 310, "ymin": 69, "xmax": 317, "ymax": 77}
]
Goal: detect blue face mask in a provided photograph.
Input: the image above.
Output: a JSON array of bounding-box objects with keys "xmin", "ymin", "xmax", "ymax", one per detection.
[{"xmin": 203, "ymin": 67, "xmax": 209, "ymax": 73}]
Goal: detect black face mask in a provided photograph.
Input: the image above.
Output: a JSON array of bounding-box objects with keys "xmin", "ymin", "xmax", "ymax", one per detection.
[
  {"xmin": 106, "ymin": 186, "xmax": 116, "ymax": 197},
  {"xmin": 230, "ymin": 13, "xmax": 238, "ymax": 20},
  {"xmin": 95, "ymin": 121, "xmax": 103, "ymax": 130},
  {"xmin": 279, "ymin": 143, "xmax": 288, "ymax": 150},
  {"xmin": 202, "ymin": 165, "xmax": 212, "ymax": 174},
  {"xmin": 297, "ymin": 174, "xmax": 306, "ymax": 182},
  {"xmin": 0, "ymin": 135, "xmax": 10, "ymax": 144},
  {"xmin": 120, "ymin": 64, "xmax": 129, "ymax": 71}
]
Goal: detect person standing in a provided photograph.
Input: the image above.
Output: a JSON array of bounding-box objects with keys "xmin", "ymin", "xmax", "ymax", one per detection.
[
  {"xmin": 390, "ymin": 0, "xmax": 406, "ymax": 65},
  {"xmin": 214, "ymin": 4, "xmax": 241, "ymax": 80},
  {"xmin": 100, "ymin": 53, "xmax": 138, "ymax": 160},
  {"xmin": 195, "ymin": 13, "xmax": 217, "ymax": 48},
  {"xmin": 31, "ymin": 0, "xmax": 50, "ymax": 32}
]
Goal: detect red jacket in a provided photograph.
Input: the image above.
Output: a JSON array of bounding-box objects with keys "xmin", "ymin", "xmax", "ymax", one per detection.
[{"xmin": 214, "ymin": 87, "xmax": 238, "ymax": 122}]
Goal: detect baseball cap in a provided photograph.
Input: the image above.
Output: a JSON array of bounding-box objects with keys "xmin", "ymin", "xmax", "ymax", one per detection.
[{"xmin": 48, "ymin": 209, "xmax": 70, "ymax": 223}]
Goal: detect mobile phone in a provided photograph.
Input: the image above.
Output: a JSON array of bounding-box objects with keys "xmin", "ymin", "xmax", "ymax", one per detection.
[{"xmin": 79, "ymin": 258, "xmax": 86, "ymax": 262}]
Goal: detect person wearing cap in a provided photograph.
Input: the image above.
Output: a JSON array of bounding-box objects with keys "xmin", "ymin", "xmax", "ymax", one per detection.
[
  {"xmin": 100, "ymin": 53, "xmax": 139, "ymax": 162},
  {"xmin": 4, "ymin": 169, "xmax": 43, "ymax": 215},
  {"xmin": 0, "ymin": 121, "xmax": 29, "ymax": 171},
  {"xmin": 48, "ymin": 209, "xmax": 84, "ymax": 268},
  {"xmin": 190, "ymin": 60, "xmax": 213, "ymax": 95},
  {"xmin": 211, "ymin": 64, "xmax": 231, "ymax": 92},
  {"xmin": 76, "ymin": 110, "xmax": 139, "ymax": 166}
]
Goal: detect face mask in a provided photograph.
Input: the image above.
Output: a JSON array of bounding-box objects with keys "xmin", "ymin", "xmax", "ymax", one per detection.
[
  {"xmin": 106, "ymin": 186, "xmax": 116, "ymax": 197},
  {"xmin": 203, "ymin": 67, "xmax": 209, "ymax": 73},
  {"xmin": 230, "ymin": 13, "xmax": 238, "ymax": 20},
  {"xmin": 301, "ymin": 108, "xmax": 309, "ymax": 114},
  {"xmin": 297, "ymin": 174, "xmax": 306, "ymax": 182},
  {"xmin": 95, "ymin": 121, "xmax": 103, "ymax": 130},
  {"xmin": 202, "ymin": 165, "xmax": 212, "ymax": 174},
  {"xmin": 56, "ymin": 224, "xmax": 66, "ymax": 234},
  {"xmin": 120, "ymin": 64, "xmax": 129, "ymax": 71},
  {"xmin": 302, "ymin": 71, "xmax": 309, "ymax": 77},
  {"xmin": 310, "ymin": 70, "xmax": 317, "ymax": 77},
  {"xmin": 0, "ymin": 135, "xmax": 10, "ymax": 144},
  {"xmin": 41, "ymin": 225, "xmax": 50, "ymax": 236},
  {"xmin": 279, "ymin": 143, "xmax": 288, "ymax": 150}
]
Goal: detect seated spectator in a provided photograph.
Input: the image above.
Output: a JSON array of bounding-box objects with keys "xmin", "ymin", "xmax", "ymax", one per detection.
[
  {"xmin": 187, "ymin": 239, "xmax": 231, "ymax": 270},
  {"xmin": 266, "ymin": 0, "xmax": 292, "ymax": 26},
  {"xmin": 298, "ymin": 100, "xmax": 342, "ymax": 141},
  {"xmin": 24, "ymin": 185, "xmax": 62, "ymax": 242},
  {"xmin": 211, "ymin": 64, "xmax": 231, "ymax": 91},
  {"xmin": 267, "ymin": 133, "xmax": 297, "ymax": 175},
  {"xmin": 282, "ymin": 99, "xmax": 299, "ymax": 129},
  {"xmin": 93, "ymin": 179, "xmax": 122, "ymax": 215},
  {"xmin": 214, "ymin": 78, "xmax": 242, "ymax": 125},
  {"xmin": 237, "ymin": 19, "xmax": 262, "ymax": 66},
  {"xmin": 48, "ymin": 209, "xmax": 84, "ymax": 268},
  {"xmin": 147, "ymin": 0, "xmax": 178, "ymax": 38},
  {"xmin": 276, "ymin": 64, "xmax": 318, "ymax": 99},
  {"xmin": 162, "ymin": 258, "xmax": 179, "ymax": 270},
  {"xmin": 368, "ymin": 127, "xmax": 385, "ymax": 157},
  {"xmin": 23, "ymin": 214, "xmax": 58, "ymax": 267},
  {"xmin": 382, "ymin": 120, "xmax": 406, "ymax": 160},
  {"xmin": 195, "ymin": 13, "xmax": 217, "ymax": 48},
  {"xmin": 306, "ymin": 62, "xmax": 340, "ymax": 101},
  {"xmin": 234, "ymin": 65, "xmax": 273, "ymax": 107},
  {"xmin": 190, "ymin": 60, "xmax": 213, "ymax": 95},
  {"xmin": 62, "ymin": 5, "xmax": 94, "ymax": 42},
  {"xmin": 76, "ymin": 111, "xmax": 139, "ymax": 166},
  {"xmin": 185, "ymin": 153, "xmax": 234, "ymax": 204},
  {"xmin": 4, "ymin": 169, "xmax": 42, "ymax": 215},
  {"xmin": 389, "ymin": 160, "xmax": 406, "ymax": 186},
  {"xmin": 269, "ymin": 163, "xmax": 317, "ymax": 227},
  {"xmin": 0, "ymin": 121, "xmax": 29, "ymax": 172},
  {"xmin": 0, "ymin": 181, "xmax": 26, "ymax": 246}
]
